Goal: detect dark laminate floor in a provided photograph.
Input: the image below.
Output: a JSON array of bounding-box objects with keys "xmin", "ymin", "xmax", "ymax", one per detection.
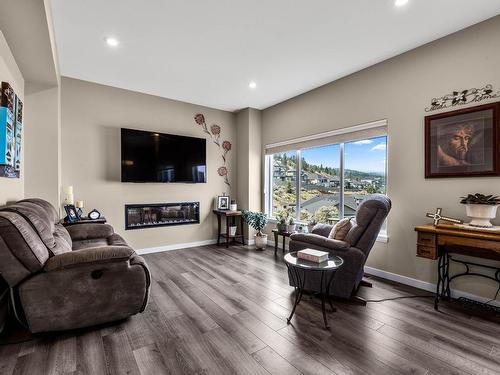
[{"xmin": 1, "ymin": 245, "xmax": 500, "ymax": 375}]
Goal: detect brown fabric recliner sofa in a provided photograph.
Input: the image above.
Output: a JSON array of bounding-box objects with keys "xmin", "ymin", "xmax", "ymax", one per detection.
[{"xmin": 0, "ymin": 198, "xmax": 150, "ymax": 333}]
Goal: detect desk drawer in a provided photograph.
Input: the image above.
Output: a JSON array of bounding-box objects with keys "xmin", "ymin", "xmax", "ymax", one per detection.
[
  {"xmin": 417, "ymin": 245, "xmax": 437, "ymax": 260},
  {"xmin": 417, "ymin": 232, "xmax": 436, "ymax": 247}
]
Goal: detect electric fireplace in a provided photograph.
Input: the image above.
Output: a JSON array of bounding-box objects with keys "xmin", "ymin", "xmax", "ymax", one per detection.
[{"xmin": 125, "ymin": 202, "xmax": 200, "ymax": 230}]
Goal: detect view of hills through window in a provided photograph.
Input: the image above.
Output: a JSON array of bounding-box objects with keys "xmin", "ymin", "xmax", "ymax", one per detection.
[{"xmin": 271, "ymin": 136, "xmax": 387, "ymax": 224}]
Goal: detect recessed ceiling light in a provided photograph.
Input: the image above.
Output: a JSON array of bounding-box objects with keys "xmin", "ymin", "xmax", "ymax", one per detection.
[
  {"xmin": 248, "ymin": 81, "xmax": 257, "ymax": 89},
  {"xmin": 104, "ymin": 37, "xmax": 119, "ymax": 47},
  {"xmin": 395, "ymin": 0, "xmax": 408, "ymax": 7}
]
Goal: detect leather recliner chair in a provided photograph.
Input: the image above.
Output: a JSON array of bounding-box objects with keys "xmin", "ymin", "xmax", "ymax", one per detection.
[{"xmin": 0, "ymin": 198, "xmax": 150, "ymax": 333}]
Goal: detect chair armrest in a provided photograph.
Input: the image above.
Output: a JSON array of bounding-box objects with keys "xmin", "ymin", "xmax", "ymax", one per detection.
[
  {"xmin": 66, "ymin": 224, "xmax": 114, "ymax": 241},
  {"xmin": 290, "ymin": 233, "xmax": 350, "ymax": 251},
  {"xmin": 44, "ymin": 246, "xmax": 134, "ymax": 271}
]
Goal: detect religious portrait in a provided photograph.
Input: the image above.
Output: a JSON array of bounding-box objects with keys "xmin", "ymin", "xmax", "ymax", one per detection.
[{"xmin": 425, "ymin": 103, "xmax": 500, "ymax": 178}]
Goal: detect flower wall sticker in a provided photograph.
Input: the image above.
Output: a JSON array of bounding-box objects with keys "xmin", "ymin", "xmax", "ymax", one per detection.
[
  {"xmin": 194, "ymin": 113, "xmax": 232, "ymax": 188},
  {"xmin": 425, "ymin": 84, "xmax": 500, "ymax": 112}
]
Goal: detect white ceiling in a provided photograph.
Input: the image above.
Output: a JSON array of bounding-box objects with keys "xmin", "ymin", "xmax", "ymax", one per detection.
[{"xmin": 51, "ymin": 0, "xmax": 500, "ymax": 112}]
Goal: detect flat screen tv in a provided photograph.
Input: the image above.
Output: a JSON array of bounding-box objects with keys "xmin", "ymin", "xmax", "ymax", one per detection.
[{"xmin": 121, "ymin": 128, "xmax": 206, "ymax": 183}]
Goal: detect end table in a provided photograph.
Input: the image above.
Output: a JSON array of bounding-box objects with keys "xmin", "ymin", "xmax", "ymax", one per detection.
[
  {"xmin": 284, "ymin": 251, "xmax": 344, "ymax": 329},
  {"xmin": 272, "ymin": 229, "xmax": 296, "ymax": 254},
  {"xmin": 213, "ymin": 210, "xmax": 245, "ymax": 248}
]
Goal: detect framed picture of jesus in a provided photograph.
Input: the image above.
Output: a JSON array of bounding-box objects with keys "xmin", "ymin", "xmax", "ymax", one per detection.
[{"xmin": 425, "ymin": 102, "xmax": 500, "ymax": 178}]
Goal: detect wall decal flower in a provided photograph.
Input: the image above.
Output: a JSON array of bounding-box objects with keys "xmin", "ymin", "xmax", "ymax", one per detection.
[
  {"xmin": 210, "ymin": 124, "xmax": 221, "ymax": 146},
  {"xmin": 222, "ymin": 140, "xmax": 232, "ymax": 162},
  {"xmin": 194, "ymin": 114, "xmax": 232, "ymax": 188}
]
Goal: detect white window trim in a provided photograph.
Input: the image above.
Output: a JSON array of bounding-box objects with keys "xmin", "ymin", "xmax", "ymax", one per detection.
[{"xmin": 264, "ymin": 122, "xmax": 388, "ymax": 243}]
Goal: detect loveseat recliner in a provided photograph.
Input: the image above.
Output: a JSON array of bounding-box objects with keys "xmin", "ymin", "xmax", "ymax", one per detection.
[
  {"xmin": 0, "ymin": 198, "xmax": 150, "ymax": 333},
  {"xmin": 289, "ymin": 194, "xmax": 391, "ymax": 299}
]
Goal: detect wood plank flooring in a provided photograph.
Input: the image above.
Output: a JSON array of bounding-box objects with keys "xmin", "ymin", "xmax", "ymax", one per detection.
[{"xmin": 1, "ymin": 244, "xmax": 500, "ymax": 375}]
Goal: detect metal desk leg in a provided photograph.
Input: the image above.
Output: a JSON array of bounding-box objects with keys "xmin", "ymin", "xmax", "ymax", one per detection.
[{"xmin": 274, "ymin": 232, "xmax": 278, "ymax": 253}]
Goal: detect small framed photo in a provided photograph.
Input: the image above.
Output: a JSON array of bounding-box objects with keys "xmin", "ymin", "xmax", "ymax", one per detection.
[
  {"xmin": 217, "ymin": 196, "xmax": 230, "ymax": 210},
  {"xmin": 64, "ymin": 204, "xmax": 81, "ymax": 223},
  {"xmin": 425, "ymin": 102, "xmax": 500, "ymax": 178}
]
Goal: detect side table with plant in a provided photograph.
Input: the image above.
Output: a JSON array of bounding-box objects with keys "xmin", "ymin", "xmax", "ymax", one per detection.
[{"xmin": 242, "ymin": 210, "xmax": 269, "ymax": 250}]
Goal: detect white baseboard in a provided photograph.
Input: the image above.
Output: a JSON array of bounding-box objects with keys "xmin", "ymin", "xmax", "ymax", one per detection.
[
  {"xmin": 137, "ymin": 237, "xmax": 257, "ymax": 254},
  {"xmin": 364, "ymin": 266, "xmax": 500, "ymax": 308},
  {"xmin": 136, "ymin": 239, "xmax": 217, "ymax": 255}
]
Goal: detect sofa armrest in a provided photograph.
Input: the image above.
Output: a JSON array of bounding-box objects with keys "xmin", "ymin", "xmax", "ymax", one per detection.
[
  {"xmin": 290, "ymin": 233, "xmax": 350, "ymax": 251},
  {"xmin": 66, "ymin": 224, "xmax": 114, "ymax": 241},
  {"xmin": 44, "ymin": 246, "xmax": 134, "ymax": 271}
]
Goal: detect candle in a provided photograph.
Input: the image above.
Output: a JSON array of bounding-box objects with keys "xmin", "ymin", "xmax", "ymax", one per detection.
[
  {"xmin": 75, "ymin": 200, "xmax": 84, "ymax": 209},
  {"xmin": 63, "ymin": 186, "xmax": 74, "ymax": 205}
]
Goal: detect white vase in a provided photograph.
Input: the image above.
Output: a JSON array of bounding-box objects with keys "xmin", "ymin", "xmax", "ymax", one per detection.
[
  {"xmin": 287, "ymin": 224, "xmax": 296, "ymax": 232},
  {"xmin": 465, "ymin": 204, "xmax": 499, "ymax": 227},
  {"xmin": 229, "ymin": 225, "xmax": 237, "ymax": 236},
  {"xmin": 254, "ymin": 233, "xmax": 268, "ymax": 250}
]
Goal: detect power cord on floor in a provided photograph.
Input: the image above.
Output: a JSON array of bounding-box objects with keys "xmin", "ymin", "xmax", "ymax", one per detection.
[{"xmin": 365, "ymin": 295, "xmax": 435, "ymax": 302}]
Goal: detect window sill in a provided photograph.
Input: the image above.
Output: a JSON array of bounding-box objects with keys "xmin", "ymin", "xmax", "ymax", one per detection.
[{"xmin": 266, "ymin": 218, "xmax": 389, "ymax": 243}]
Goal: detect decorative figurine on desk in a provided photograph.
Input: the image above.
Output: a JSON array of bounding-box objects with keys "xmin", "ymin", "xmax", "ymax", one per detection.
[{"xmin": 426, "ymin": 208, "xmax": 463, "ymax": 226}]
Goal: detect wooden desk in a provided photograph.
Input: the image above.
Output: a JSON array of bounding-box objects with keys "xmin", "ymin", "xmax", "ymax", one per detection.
[
  {"xmin": 415, "ymin": 224, "xmax": 500, "ymax": 310},
  {"xmin": 213, "ymin": 210, "xmax": 245, "ymax": 248}
]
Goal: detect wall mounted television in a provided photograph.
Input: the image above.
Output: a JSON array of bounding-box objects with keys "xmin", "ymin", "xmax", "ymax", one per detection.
[{"xmin": 121, "ymin": 128, "xmax": 206, "ymax": 183}]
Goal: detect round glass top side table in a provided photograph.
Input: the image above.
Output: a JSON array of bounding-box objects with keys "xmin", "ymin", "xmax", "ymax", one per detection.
[{"xmin": 284, "ymin": 251, "xmax": 344, "ymax": 329}]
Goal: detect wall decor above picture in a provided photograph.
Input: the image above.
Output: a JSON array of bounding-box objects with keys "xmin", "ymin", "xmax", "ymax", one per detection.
[
  {"xmin": 194, "ymin": 113, "xmax": 232, "ymax": 187},
  {"xmin": 0, "ymin": 82, "xmax": 22, "ymax": 178},
  {"xmin": 425, "ymin": 102, "xmax": 500, "ymax": 178},
  {"xmin": 425, "ymin": 84, "xmax": 500, "ymax": 112}
]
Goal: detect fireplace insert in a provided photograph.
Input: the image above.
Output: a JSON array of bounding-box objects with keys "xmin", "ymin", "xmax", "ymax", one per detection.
[{"xmin": 125, "ymin": 202, "xmax": 200, "ymax": 230}]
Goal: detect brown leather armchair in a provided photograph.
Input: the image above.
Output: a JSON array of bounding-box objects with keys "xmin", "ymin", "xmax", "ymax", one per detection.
[{"xmin": 0, "ymin": 198, "xmax": 150, "ymax": 333}]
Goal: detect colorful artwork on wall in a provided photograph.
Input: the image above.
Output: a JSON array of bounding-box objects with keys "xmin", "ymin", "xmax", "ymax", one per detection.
[
  {"xmin": 194, "ymin": 113, "xmax": 232, "ymax": 187},
  {"xmin": 0, "ymin": 82, "xmax": 22, "ymax": 178}
]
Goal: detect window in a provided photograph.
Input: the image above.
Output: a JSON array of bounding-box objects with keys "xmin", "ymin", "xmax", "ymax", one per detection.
[{"xmin": 265, "ymin": 132, "xmax": 387, "ymax": 229}]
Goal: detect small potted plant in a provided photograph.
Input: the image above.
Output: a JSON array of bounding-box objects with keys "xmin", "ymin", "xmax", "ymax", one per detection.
[
  {"xmin": 287, "ymin": 217, "xmax": 296, "ymax": 233},
  {"xmin": 275, "ymin": 209, "xmax": 288, "ymax": 233},
  {"xmin": 242, "ymin": 210, "xmax": 269, "ymax": 250},
  {"xmin": 460, "ymin": 193, "xmax": 500, "ymax": 227},
  {"xmin": 307, "ymin": 218, "xmax": 317, "ymax": 233}
]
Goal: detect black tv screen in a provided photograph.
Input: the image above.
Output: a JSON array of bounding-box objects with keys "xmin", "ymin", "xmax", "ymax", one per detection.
[{"xmin": 121, "ymin": 128, "xmax": 206, "ymax": 183}]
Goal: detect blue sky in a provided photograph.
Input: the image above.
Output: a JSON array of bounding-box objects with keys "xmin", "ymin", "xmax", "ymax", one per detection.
[{"xmin": 301, "ymin": 136, "xmax": 387, "ymax": 173}]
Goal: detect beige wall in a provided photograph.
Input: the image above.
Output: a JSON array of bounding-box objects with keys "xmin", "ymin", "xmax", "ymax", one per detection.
[
  {"xmin": 0, "ymin": 31, "xmax": 24, "ymax": 205},
  {"xmin": 262, "ymin": 16, "xmax": 500, "ymax": 299},
  {"xmin": 236, "ymin": 108, "xmax": 263, "ymax": 240},
  {"xmin": 61, "ymin": 77, "xmax": 236, "ymax": 250},
  {"xmin": 24, "ymin": 86, "xmax": 60, "ymax": 207}
]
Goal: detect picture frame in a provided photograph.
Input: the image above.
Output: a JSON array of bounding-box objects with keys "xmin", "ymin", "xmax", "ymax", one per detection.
[
  {"xmin": 425, "ymin": 102, "xmax": 500, "ymax": 178},
  {"xmin": 216, "ymin": 196, "xmax": 230, "ymax": 210},
  {"xmin": 64, "ymin": 204, "xmax": 81, "ymax": 223}
]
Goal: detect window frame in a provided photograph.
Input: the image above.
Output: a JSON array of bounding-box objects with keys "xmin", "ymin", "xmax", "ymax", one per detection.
[{"xmin": 265, "ymin": 132, "xmax": 388, "ymax": 242}]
